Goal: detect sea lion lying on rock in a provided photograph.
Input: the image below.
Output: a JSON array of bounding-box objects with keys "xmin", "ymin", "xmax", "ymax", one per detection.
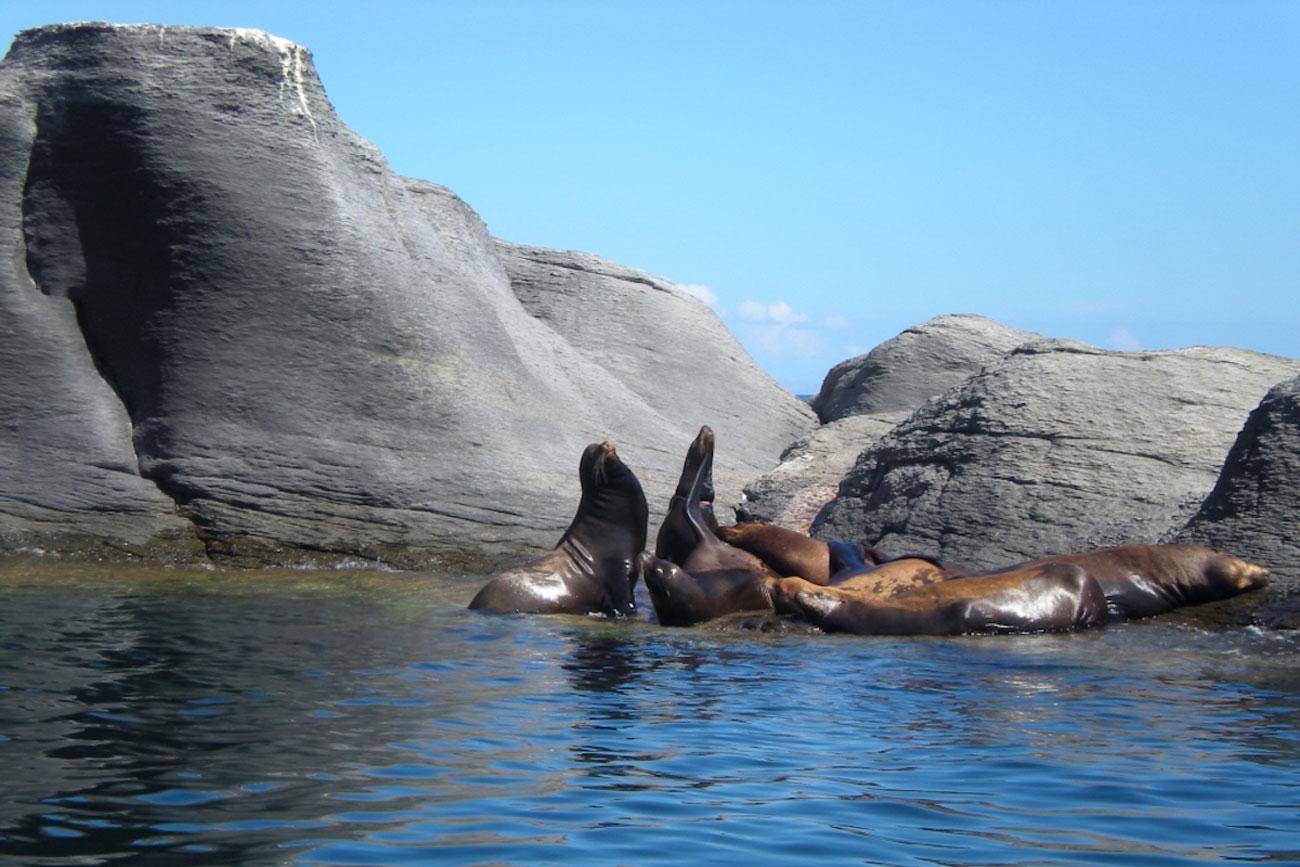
[
  {"xmin": 766, "ymin": 542, "xmax": 1268, "ymax": 635},
  {"xmin": 469, "ymin": 441, "xmax": 648, "ymax": 617},
  {"xmin": 717, "ymin": 522, "xmax": 873, "ymax": 586},
  {"xmin": 993, "ymin": 543, "xmax": 1269, "ymax": 620},
  {"xmin": 765, "ymin": 562, "xmax": 1108, "ymax": 636}
]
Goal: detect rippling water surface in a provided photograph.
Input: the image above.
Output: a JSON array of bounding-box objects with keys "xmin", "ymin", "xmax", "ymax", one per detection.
[{"xmin": 1, "ymin": 558, "xmax": 1298, "ymax": 865}]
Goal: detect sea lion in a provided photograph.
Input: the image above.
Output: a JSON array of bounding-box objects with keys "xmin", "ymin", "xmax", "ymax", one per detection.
[
  {"xmin": 999, "ymin": 543, "xmax": 1269, "ymax": 620},
  {"xmin": 767, "ymin": 562, "xmax": 1108, "ymax": 636},
  {"xmin": 644, "ymin": 429, "xmax": 779, "ymax": 626},
  {"xmin": 765, "ymin": 554, "xmax": 954, "ymax": 618},
  {"xmin": 644, "ymin": 556, "xmax": 776, "ymax": 627},
  {"xmin": 469, "ymin": 441, "xmax": 648, "ymax": 616},
  {"xmin": 656, "ymin": 429, "xmax": 870, "ymax": 587},
  {"xmin": 654, "ymin": 425, "xmax": 720, "ymax": 565},
  {"xmin": 716, "ymin": 522, "xmax": 839, "ymax": 584}
]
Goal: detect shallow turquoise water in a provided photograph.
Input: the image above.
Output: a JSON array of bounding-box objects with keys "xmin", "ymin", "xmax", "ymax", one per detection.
[{"xmin": 0, "ymin": 561, "xmax": 1298, "ymax": 864}]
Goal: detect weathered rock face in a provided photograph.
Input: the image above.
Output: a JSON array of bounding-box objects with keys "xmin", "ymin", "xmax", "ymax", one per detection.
[
  {"xmin": 814, "ymin": 339, "xmax": 1300, "ymax": 570},
  {"xmin": 810, "ymin": 315, "xmax": 1037, "ymax": 423},
  {"xmin": 736, "ymin": 414, "xmax": 904, "ymax": 531},
  {"xmin": 0, "ymin": 24, "xmax": 813, "ymax": 567},
  {"xmin": 1177, "ymin": 376, "xmax": 1300, "ymax": 627},
  {"xmin": 738, "ymin": 315, "xmax": 1036, "ymax": 528},
  {"xmin": 496, "ymin": 241, "xmax": 814, "ymax": 513}
]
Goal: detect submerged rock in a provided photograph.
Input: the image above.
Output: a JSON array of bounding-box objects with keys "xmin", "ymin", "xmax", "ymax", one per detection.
[
  {"xmin": 739, "ymin": 315, "xmax": 1035, "ymax": 527},
  {"xmin": 1177, "ymin": 376, "xmax": 1300, "ymax": 628},
  {"xmin": 0, "ymin": 24, "xmax": 812, "ymax": 567},
  {"xmin": 814, "ymin": 339, "xmax": 1300, "ymax": 570}
]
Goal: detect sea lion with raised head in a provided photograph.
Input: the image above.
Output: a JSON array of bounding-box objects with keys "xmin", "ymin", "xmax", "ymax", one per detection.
[
  {"xmin": 1000, "ymin": 543, "xmax": 1269, "ymax": 620},
  {"xmin": 469, "ymin": 441, "xmax": 648, "ymax": 617},
  {"xmin": 655, "ymin": 425, "xmax": 720, "ymax": 566},
  {"xmin": 645, "ymin": 429, "xmax": 780, "ymax": 626},
  {"xmin": 766, "ymin": 562, "xmax": 1108, "ymax": 636}
]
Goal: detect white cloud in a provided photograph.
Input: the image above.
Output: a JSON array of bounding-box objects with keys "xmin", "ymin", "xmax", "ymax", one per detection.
[
  {"xmin": 823, "ymin": 314, "xmax": 849, "ymax": 330},
  {"xmin": 739, "ymin": 323, "xmax": 826, "ymax": 359},
  {"xmin": 739, "ymin": 299, "xmax": 811, "ymax": 324},
  {"xmin": 679, "ymin": 283, "xmax": 717, "ymax": 308},
  {"xmin": 768, "ymin": 301, "xmax": 809, "ymax": 324},
  {"xmin": 1109, "ymin": 326, "xmax": 1141, "ymax": 352}
]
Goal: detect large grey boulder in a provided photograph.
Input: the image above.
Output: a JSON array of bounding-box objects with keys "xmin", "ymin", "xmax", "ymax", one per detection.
[
  {"xmin": 0, "ymin": 24, "xmax": 812, "ymax": 567},
  {"xmin": 738, "ymin": 315, "xmax": 1035, "ymax": 528},
  {"xmin": 815, "ymin": 339, "xmax": 1300, "ymax": 570},
  {"xmin": 810, "ymin": 314, "xmax": 1037, "ymax": 423},
  {"xmin": 1177, "ymin": 376, "xmax": 1300, "ymax": 627}
]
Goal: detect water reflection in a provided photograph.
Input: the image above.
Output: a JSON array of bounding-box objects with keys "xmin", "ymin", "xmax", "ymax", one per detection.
[{"xmin": 0, "ymin": 568, "xmax": 1298, "ymax": 864}]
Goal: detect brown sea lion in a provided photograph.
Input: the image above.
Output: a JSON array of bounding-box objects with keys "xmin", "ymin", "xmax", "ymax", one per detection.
[
  {"xmin": 469, "ymin": 442, "xmax": 648, "ymax": 617},
  {"xmin": 766, "ymin": 554, "xmax": 954, "ymax": 617},
  {"xmin": 654, "ymin": 425, "xmax": 720, "ymax": 566},
  {"xmin": 767, "ymin": 562, "xmax": 1108, "ymax": 636},
  {"xmin": 716, "ymin": 522, "xmax": 835, "ymax": 584},
  {"xmin": 999, "ymin": 543, "xmax": 1269, "ymax": 620},
  {"xmin": 717, "ymin": 524, "xmax": 890, "ymax": 585},
  {"xmin": 644, "ymin": 556, "xmax": 775, "ymax": 627},
  {"xmin": 644, "ymin": 429, "xmax": 779, "ymax": 626}
]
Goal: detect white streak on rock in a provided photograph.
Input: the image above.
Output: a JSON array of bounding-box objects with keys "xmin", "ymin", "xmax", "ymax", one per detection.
[{"xmin": 228, "ymin": 28, "xmax": 318, "ymax": 142}]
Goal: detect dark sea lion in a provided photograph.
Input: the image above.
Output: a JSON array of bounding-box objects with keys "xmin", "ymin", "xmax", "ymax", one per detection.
[
  {"xmin": 644, "ymin": 557, "xmax": 775, "ymax": 627},
  {"xmin": 826, "ymin": 538, "xmax": 882, "ymax": 575},
  {"xmin": 644, "ymin": 429, "xmax": 779, "ymax": 626},
  {"xmin": 469, "ymin": 441, "xmax": 648, "ymax": 616},
  {"xmin": 1001, "ymin": 543, "xmax": 1269, "ymax": 620},
  {"xmin": 654, "ymin": 425, "xmax": 720, "ymax": 565},
  {"xmin": 767, "ymin": 562, "xmax": 1108, "ymax": 636}
]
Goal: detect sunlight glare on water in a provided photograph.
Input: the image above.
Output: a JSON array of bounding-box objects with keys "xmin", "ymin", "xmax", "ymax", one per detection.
[{"xmin": 0, "ymin": 559, "xmax": 1298, "ymax": 864}]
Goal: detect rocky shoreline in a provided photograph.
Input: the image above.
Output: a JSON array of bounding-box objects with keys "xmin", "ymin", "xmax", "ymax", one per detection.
[{"xmin": 2, "ymin": 24, "xmax": 1295, "ymax": 627}]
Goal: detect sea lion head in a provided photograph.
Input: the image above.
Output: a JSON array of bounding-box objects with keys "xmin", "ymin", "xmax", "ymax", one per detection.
[
  {"xmin": 643, "ymin": 557, "xmax": 713, "ymax": 627},
  {"xmin": 677, "ymin": 425, "xmax": 716, "ymax": 508},
  {"xmin": 571, "ymin": 440, "xmax": 649, "ymax": 566},
  {"xmin": 1203, "ymin": 552, "xmax": 1270, "ymax": 597},
  {"xmin": 655, "ymin": 426, "xmax": 719, "ymax": 561}
]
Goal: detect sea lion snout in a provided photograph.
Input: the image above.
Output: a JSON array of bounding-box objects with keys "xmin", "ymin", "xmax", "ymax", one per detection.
[{"xmin": 1236, "ymin": 561, "xmax": 1270, "ymax": 590}]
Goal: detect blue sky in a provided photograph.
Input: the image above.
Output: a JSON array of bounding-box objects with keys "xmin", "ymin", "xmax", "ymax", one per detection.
[{"xmin": 4, "ymin": 2, "xmax": 1297, "ymax": 393}]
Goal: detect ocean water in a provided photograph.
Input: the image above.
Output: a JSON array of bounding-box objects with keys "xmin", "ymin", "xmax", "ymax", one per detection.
[{"xmin": 0, "ymin": 559, "xmax": 1297, "ymax": 865}]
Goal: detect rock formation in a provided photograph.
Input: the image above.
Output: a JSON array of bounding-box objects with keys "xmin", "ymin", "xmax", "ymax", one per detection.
[
  {"xmin": 1177, "ymin": 376, "xmax": 1300, "ymax": 627},
  {"xmin": 496, "ymin": 240, "xmax": 813, "ymax": 512},
  {"xmin": 810, "ymin": 314, "xmax": 1038, "ymax": 424},
  {"xmin": 814, "ymin": 340, "xmax": 1300, "ymax": 569},
  {"xmin": 0, "ymin": 24, "xmax": 813, "ymax": 567},
  {"xmin": 739, "ymin": 315, "xmax": 1035, "ymax": 528}
]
